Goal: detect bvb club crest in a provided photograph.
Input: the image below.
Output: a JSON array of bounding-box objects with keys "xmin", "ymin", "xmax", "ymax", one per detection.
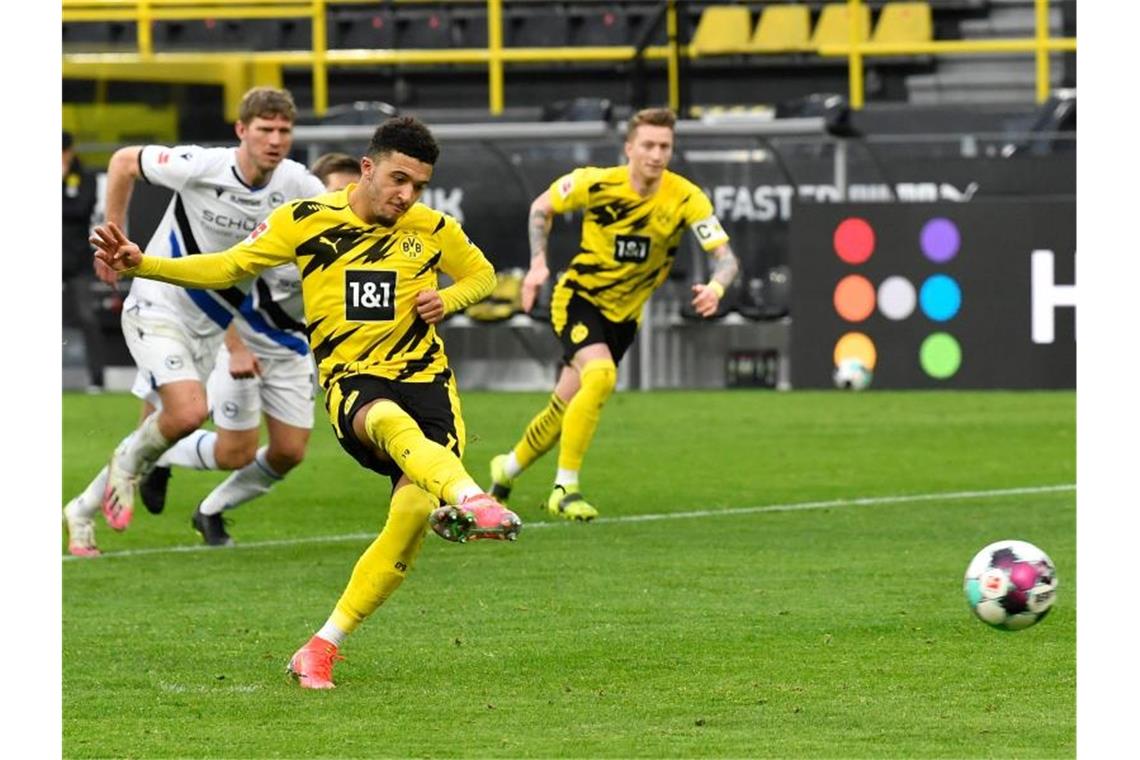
[
  {"xmin": 570, "ymin": 322, "xmax": 589, "ymax": 344},
  {"xmin": 401, "ymin": 234, "xmax": 424, "ymax": 259}
]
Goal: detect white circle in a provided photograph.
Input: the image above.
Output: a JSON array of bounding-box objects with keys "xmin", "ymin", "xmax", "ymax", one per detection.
[{"xmin": 877, "ymin": 276, "xmax": 916, "ymax": 320}]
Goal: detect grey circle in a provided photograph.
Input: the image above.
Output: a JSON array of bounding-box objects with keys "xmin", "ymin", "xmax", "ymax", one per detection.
[{"xmin": 878, "ymin": 276, "xmax": 916, "ymax": 321}]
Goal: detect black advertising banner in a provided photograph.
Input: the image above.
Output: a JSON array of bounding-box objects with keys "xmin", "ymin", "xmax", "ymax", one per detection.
[{"xmin": 789, "ymin": 200, "xmax": 1075, "ymax": 389}]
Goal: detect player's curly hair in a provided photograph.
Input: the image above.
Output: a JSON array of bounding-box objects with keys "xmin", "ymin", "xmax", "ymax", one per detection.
[
  {"xmin": 238, "ymin": 87, "xmax": 297, "ymax": 124},
  {"xmin": 368, "ymin": 116, "xmax": 440, "ymax": 165}
]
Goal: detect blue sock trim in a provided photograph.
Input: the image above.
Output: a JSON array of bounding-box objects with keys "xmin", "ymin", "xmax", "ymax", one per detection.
[{"xmin": 194, "ymin": 431, "xmax": 212, "ymax": 469}]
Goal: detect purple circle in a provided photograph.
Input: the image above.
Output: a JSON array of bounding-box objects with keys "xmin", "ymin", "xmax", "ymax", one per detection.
[{"xmin": 920, "ymin": 218, "xmax": 960, "ymax": 263}]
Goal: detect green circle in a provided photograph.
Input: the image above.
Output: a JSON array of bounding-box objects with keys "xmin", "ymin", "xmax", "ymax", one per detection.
[{"xmin": 919, "ymin": 333, "xmax": 962, "ymax": 379}]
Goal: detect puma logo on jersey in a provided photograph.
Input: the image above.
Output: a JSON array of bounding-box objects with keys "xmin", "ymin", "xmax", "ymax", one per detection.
[{"xmin": 319, "ymin": 235, "xmax": 346, "ymax": 254}]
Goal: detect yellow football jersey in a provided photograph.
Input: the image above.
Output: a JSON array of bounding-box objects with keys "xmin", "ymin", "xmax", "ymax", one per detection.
[
  {"xmin": 548, "ymin": 165, "xmax": 729, "ymax": 323},
  {"xmin": 132, "ymin": 185, "xmax": 496, "ymax": 389}
]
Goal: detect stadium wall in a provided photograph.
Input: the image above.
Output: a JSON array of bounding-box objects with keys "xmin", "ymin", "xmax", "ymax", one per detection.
[
  {"xmin": 789, "ymin": 199, "xmax": 1075, "ymax": 389},
  {"xmin": 64, "ymin": 123, "xmax": 1075, "ymax": 392}
]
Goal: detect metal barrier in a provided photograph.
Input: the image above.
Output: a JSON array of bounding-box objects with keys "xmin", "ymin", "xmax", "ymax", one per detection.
[
  {"xmin": 826, "ymin": 0, "xmax": 1077, "ymax": 108},
  {"xmin": 62, "ymin": 1, "xmax": 1076, "ymax": 117},
  {"xmin": 61, "ymin": 0, "xmax": 686, "ymax": 118}
]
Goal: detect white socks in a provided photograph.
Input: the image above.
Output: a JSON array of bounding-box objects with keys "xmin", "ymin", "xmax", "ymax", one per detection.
[
  {"xmin": 70, "ymin": 464, "xmax": 110, "ymax": 520},
  {"xmin": 119, "ymin": 412, "xmax": 172, "ymax": 475},
  {"xmin": 198, "ymin": 446, "xmax": 282, "ymax": 516},
  {"xmin": 70, "ymin": 428, "xmax": 137, "ymax": 520},
  {"xmin": 458, "ymin": 485, "xmax": 485, "ymax": 502},
  {"xmin": 316, "ymin": 620, "xmax": 348, "ymax": 647},
  {"xmin": 555, "ymin": 469, "xmax": 579, "ymax": 488},
  {"xmin": 501, "ymin": 451, "xmax": 523, "ymax": 479},
  {"xmin": 156, "ymin": 430, "xmax": 218, "ymax": 470}
]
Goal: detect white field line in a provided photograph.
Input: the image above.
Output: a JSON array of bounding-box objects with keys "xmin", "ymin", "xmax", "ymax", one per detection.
[{"xmin": 63, "ymin": 483, "xmax": 1075, "ymax": 562}]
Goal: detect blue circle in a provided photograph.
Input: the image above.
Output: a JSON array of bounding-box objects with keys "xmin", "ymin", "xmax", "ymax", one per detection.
[{"xmin": 919, "ymin": 275, "xmax": 961, "ymax": 322}]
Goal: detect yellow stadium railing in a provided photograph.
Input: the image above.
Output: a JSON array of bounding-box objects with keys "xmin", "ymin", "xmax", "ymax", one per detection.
[
  {"xmin": 820, "ymin": 0, "xmax": 1076, "ymax": 108},
  {"xmin": 62, "ymin": 0, "xmax": 1076, "ymax": 117},
  {"xmin": 61, "ymin": 0, "xmax": 687, "ymax": 118}
]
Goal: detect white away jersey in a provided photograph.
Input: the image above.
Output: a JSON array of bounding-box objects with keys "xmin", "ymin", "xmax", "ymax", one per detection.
[
  {"xmin": 233, "ymin": 262, "xmax": 310, "ymax": 360},
  {"xmin": 125, "ymin": 144, "xmax": 324, "ymax": 338}
]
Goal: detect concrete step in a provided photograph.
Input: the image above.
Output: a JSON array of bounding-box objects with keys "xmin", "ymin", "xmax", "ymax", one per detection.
[{"xmin": 958, "ymin": 8, "xmax": 1061, "ymax": 38}]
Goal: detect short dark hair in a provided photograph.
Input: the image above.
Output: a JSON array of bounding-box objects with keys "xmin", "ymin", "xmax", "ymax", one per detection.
[
  {"xmin": 63, "ymin": 131, "xmax": 74, "ymax": 151},
  {"xmin": 238, "ymin": 86, "xmax": 297, "ymax": 125},
  {"xmin": 625, "ymin": 107, "xmax": 676, "ymax": 142},
  {"xmin": 310, "ymin": 152, "xmax": 361, "ymax": 184},
  {"xmin": 367, "ymin": 116, "xmax": 440, "ymax": 165}
]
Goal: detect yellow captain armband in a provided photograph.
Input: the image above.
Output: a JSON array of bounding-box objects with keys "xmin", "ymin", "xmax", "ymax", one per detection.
[{"xmin": 706, "ymin": 280, "xmax": 725, "ymax": 299}]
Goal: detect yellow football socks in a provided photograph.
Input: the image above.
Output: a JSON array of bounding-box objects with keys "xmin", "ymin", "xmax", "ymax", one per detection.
[
  {"xmin": 557, "ymin": 358, "xmax": 616, "ymax": 472},
  {"xmin": 330, "ymin": 484, "xmax": 435, "ymax": 633},
  {"xmin": 512, "ymin": 393, "xmax": 567, "ymax": 469},
  {"xmin": 363, "ymin": 400, "xmax": 478, "ymax": 505}
]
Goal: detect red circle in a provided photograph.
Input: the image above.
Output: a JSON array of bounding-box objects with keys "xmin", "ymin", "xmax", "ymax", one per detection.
[{"xmin": 834, "ymin": 217, "xmax": 875, "ymax": 264}]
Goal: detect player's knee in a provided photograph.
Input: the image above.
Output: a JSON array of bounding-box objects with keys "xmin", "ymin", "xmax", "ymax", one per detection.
[
  {"xmin": 214, "ymin": 442, "xmax": 256, "ymax": 470},
  {"xmin": 362, "ymin": 400, "xmax": 419, "ymax": 446},
  {"xmin": 579, "ymin": 359, "xmax": 617, "ymax": 403},
  {"xmin": 266, "ymin": 441, "xmax": 307, "ymax": 473},
  {"xmin": 161, "ymin": 404, "xmax": 209, "ymax": 440}
]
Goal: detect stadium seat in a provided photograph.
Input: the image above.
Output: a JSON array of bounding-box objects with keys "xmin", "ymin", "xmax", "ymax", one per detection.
[
  {"xmin": 506, "ymin": 7, "xmax": 570, "ymax": 47},
  {"xmin": 331, "ymin": 10, "xmax": 395, "ymax": 50},
  {"xmin": 277, "ymin": 19, "xmax": 312, "ymax": 50},
  {"xmin": 871, "ymin": 2, "xmax": 933, "ymax": 45},
  {"xmin": 452, "ymin": 6, "xmax": 488, "ymax": 48},
  {"xmin": 627, "ymin": 3, "xmax": 668, "ymax": 47},
  {"xmin": 690, "ymin": 6, "xmax": 753, "ymax": 56},
  {"xmin": 810, "ymin": 3, "xmax": 872, "ymax": 50},
  {"xmin": 394, "ymin": 8, "xmax": 454, "ymax": 49},
  {"xmin": 747, "ymin": 5, "xmax": 812, "ymax": 53},
  {"xmin": 568, "ymin": 6, "xmax": 628, "ymax": 47}
]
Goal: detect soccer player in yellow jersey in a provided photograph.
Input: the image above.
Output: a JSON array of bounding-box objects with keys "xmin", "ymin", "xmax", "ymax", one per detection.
[
  {"xmin": 487, "ymin": 107, "xmax": 740, "ymax": 520},
  {"xmin": 90, "ymin": 116, "xmax": 521, "ymax": 689}
]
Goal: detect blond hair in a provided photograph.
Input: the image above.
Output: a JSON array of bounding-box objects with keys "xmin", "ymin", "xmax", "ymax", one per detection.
[
  {"xmin": 238, "ymin": 86, "xmax": 297, "ymax": 125},
  {"xmin": 625, "ymin": 107, "xmax": 676, "ymax": 142}
]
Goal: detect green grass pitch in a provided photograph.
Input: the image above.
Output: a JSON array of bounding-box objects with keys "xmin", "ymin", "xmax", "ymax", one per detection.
[{"xmin": 62, "ymin": 389, "xmax": 1075, "ymax": 758}]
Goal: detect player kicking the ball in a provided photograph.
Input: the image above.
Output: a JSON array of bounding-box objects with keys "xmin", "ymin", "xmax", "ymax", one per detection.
[{"xmin": 91, "ymin": 116, "xmax": 521, "ymax": 689}]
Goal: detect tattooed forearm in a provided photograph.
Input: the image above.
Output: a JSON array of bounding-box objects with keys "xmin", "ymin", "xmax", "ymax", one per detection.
[
  {"xmin": 528, "ymin": 207, "xmax": 552, "ymax": 261},
  {"xmin": 710, "ymin": 244, "xmax": 739, "ymax": 289}
]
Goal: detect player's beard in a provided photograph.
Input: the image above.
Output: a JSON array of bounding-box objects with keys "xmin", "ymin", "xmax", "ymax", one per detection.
[{"xmin": 376, "ymin": 199, "xmax": 409, "ymax": 227}]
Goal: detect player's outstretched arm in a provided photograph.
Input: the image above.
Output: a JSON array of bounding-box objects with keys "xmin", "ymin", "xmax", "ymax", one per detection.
[
  {"xmin": 690, "ymin": 242, "xmax": 740, "ymax": 318},
  {"xmin": 91, "ymin": 220, "xmax": 271, "ymax": 290},
  {"xmin": 521, "ymin": 190, "xmax": 555, "ymax": 313}
]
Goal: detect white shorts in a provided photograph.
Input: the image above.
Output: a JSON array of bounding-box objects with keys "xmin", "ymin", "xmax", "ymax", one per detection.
[
  {"xmin": 123, "ymin": 306, "xmax": 223, "ymax": 403},
  {"xmin": 206, "ymin": 344, "xmax": 316, "ymax": 431}
]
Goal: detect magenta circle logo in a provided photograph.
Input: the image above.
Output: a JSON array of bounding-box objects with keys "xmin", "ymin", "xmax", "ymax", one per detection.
[{"xmin": 920, "ymin": 218, "xmax": 960, "ymax": 263}]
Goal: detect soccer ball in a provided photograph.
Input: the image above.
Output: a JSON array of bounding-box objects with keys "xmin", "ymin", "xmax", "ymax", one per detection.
[
  {"xmin": 963, "ymin": 540, "xmax": 1057, "ymax": 631},
  {"xmin": 833, "ymin": 358, "xmax": 872, "ymax": 390}
]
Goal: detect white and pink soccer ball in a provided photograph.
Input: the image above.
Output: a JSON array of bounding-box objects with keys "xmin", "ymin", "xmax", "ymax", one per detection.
[{"xmin": 963, "ymin": 540, "xmax": 1058, "ymax": 631}]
